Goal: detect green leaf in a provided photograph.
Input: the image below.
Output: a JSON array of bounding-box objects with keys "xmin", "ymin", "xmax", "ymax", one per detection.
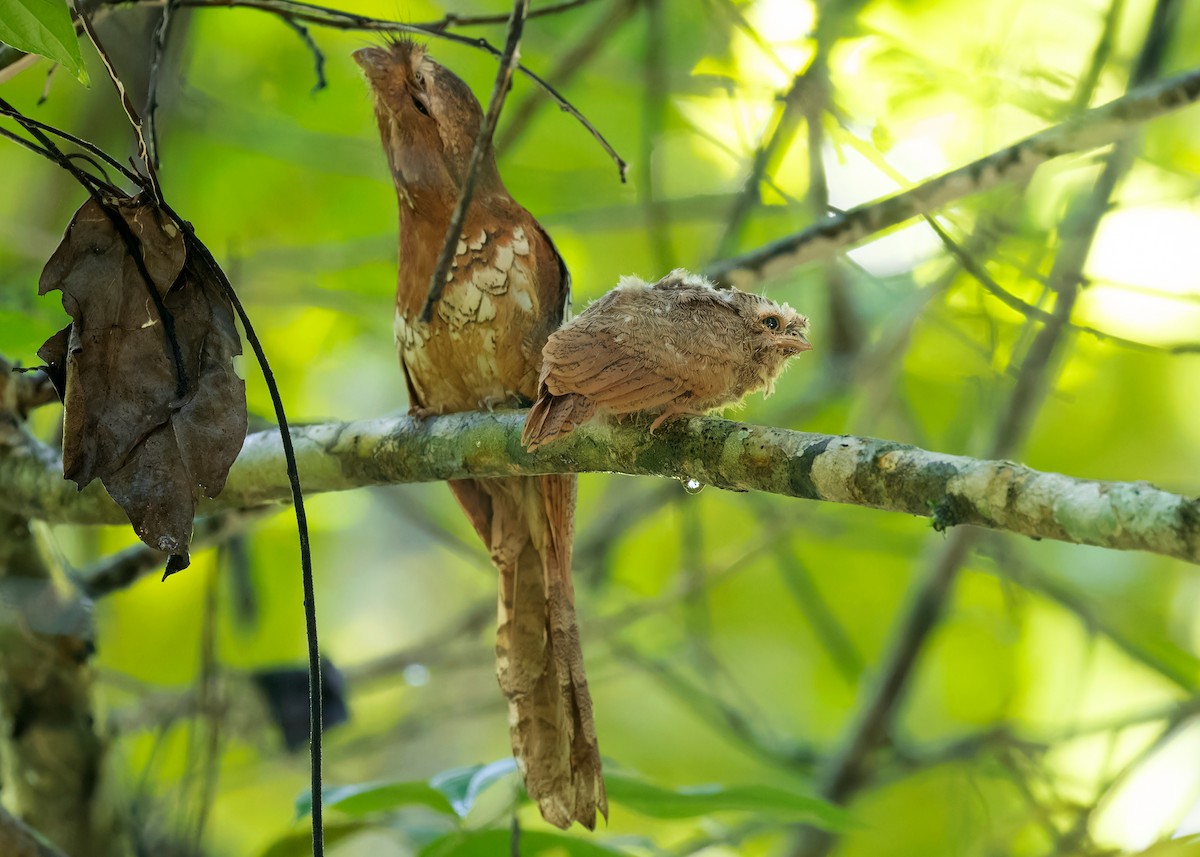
[
  {"xmin": 418, "ymin": 829, "xmax": 628, "ymax": 857},
  {"xmin": 0, "ymin": 0, "xmax": 88, "ymax": 83},
  {"xmin": 604, "ymin": 771, "xmax": 851, "ymax": 829},
  {"xmin": 429, "ymin": 758, "xmax": 519, "ymax": 816},
  {"xmin": 295, "ymin": 781, "xmax": 457, "ymax": 820},
  {"xmin": 258, "ymin": 821, "xmax": 370, "ymax": 857},
  {"xmin": 295, "ymin": 759, "xmax": 519, "ymax": 823}
]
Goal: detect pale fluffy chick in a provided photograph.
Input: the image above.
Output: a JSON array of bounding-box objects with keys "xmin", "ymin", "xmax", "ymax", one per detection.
[{"xmin": 523, "ymin": 269, "xmax": 812, "ymax": 450}]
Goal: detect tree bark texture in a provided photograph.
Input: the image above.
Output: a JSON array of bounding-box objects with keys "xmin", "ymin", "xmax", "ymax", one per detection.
[{"xmin": 0, "ymin": 412, "xmax": 1195, "ymax": 565}]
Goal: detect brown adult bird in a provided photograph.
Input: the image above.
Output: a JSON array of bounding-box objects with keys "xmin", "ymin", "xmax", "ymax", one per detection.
[
  {"xmin": 355, "ymin": 40, "xmax": 605, "ymax": 829},
  {"xmin": 523, "ymin": 270, "xmax": 812, "ymax": 450}
]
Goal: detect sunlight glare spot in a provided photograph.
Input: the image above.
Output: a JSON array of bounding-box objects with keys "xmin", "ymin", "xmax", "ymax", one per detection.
[
  {"xmin": 745, "ymin": 0, "xmax": 816, "ymax": 84},
  {"xmin": 824, "ymin": 120, "xmax": 953, "ymax": 211},
  {"xmin": 848, "ymin": 222, "xmax": 942, "ymax": 277},
  {"xmin": 680, "ymin": 0, "xmax": 816, "ymax": 183},
  {"xmin": 1080, "ymin": 207, "xmax": 1200, "ymax": 345},
  {"xmin": 1092, "ymin": 720, "xmax": 1200, "ymax": 851}
]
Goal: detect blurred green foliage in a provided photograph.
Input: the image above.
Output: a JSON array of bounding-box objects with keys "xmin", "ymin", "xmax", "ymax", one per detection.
[{"xmin": 2, "ymin": 0, "xmax": 1200, "ymax": 855}]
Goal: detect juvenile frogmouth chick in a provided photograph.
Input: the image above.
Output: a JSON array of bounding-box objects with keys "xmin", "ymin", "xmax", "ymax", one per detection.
[{"xmin": 523, "ymin": 269, "xmax": 812, "ymax": 450}]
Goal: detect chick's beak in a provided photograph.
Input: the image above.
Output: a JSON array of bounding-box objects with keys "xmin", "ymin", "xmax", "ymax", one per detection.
[{"xmin": 786, "ymin": 331, "xmax": 813, "ymax": 353}]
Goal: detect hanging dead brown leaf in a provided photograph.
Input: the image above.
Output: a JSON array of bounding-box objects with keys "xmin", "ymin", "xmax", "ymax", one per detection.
[{"xmin": 37, "ymin": 196, "xmax": 247, "ymax": 571}]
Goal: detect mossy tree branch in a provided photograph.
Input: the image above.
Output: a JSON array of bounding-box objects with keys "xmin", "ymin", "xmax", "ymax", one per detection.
[{"xmin": 1, "ymin": 412, "xmax": 1196, "ymax": 566}]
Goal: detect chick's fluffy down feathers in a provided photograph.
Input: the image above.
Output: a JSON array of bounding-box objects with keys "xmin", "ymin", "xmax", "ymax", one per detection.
[{"xmin": 523, "ymin": 270, "xmax": 811, "ymax": 450}]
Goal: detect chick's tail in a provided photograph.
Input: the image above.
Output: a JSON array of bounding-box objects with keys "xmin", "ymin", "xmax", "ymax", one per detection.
[{"xmin": 522, "ymin": 390, "xmax": 596, "ymax": 451}]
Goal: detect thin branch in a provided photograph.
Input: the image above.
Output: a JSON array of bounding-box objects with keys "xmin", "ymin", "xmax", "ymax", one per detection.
[
  {"xmin": 496, "ymin": 0, "xmax": 639, "ymax": 153},
  {"xmin": 3, "ymin": 411, "xmax": 1198, "ymax": 565},
  {"xmin": 0, "ymin": 0, "xmax": 628, "ymax": 179},
  {"xmin": 0, "ymin": 100, "xmax": 125, "ymax": 197},
  {"xmin": 77, "ymin": 12, "xmax": 164, "ymax": 204},
  {"xmin": 0, "ymin": 103, "xmax": 146, "ymax": 188},
  {"xmin": 426, "ymin": 0, "xmax": 602, "ymax": 29},
  {"xmin": 927, "ymin": 216, "xmax": 1200, "ymax": 354},
  {"xmin": 124, "ymin": 0, "xmax": 629, "ymax": 179},
  {"xmin": 145, "ymin": 0, "xmax": 180, "ymax": 167},
  {"xmin": 0, "ymin": 807, "xmax": 71, "ymax": 857},
  {"xmin": 981, "ymin": 536, "xmax": 1199, "ymax": 690},
  {"xmin": 279, "ymin": 15, "xmax": 326, "ymax": 93},
  {"xmin": 0, "ymin": 126, "xmax": 61, "ymax": 170},
  {"xmin": 74, "ymin": 511, "xmax": 266, "ymax": 598},
  {"xmin": 713, "ymin": 69, "xmax": 813, "ymax": 260},
  {"xmin": 418, "ymin": 0, "xmax": 531, "ymax": 323},
  {"xmin": 179, "ymin": 224, "xmax": 325, "ymax": 857},
  {"xmin": 707, "ymin": 64, "xmax": 1200, "ymax": 288},
  {"xmin": 612, "ymin": 641, "xmax": 820, "ymax": 771}
]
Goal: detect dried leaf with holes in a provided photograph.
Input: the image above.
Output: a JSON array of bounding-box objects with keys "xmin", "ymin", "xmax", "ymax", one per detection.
[{"xmin": 37, "ymin": 197, "xmax": 247, "ymax": 572}]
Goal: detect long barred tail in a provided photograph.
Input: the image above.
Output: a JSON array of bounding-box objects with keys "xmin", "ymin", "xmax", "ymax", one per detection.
[
  {"xmin": 522, "ymin": 391, "xmax": 596, "ymax": 451},
  {"xmin": 460, "ymin": 474, "xmax": 607, "ymax": 829}
]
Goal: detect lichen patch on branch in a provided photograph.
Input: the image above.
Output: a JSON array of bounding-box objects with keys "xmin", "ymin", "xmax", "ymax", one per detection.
[{"xmin": 1, "ymin": 412, "xmax": 1196, "ymax": 566}]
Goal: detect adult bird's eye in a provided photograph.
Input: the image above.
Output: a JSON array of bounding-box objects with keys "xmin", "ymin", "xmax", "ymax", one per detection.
[
  {"xmin": 762, "ymin": 315, "xmax": 780, "ymax": 331},
  {"xmin": 412, "ymin": 94, "xmax": 430, "ymax": 116}
]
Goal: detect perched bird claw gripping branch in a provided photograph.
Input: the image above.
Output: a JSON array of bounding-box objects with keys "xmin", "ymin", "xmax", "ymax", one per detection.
[
  {"xmin": 355, "ymin": 40, "xmax": 606, "ymax": 829},
  {"xmin": 523, "ymin": 270, "xmax": 813, "ymax": 450}
]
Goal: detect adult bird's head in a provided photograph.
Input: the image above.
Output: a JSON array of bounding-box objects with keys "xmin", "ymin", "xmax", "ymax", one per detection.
[{"xmin": 354, "ymin": 40, "xmax": 503, "ymax": 205}]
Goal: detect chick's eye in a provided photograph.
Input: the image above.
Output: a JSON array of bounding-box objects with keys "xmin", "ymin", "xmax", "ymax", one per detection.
[
  {"xmin": 762, "ymin": 315, "xmax": 780, "ymax": 331},
  {"xmin": 411, "ymin": 94, "xmax": 430, "ymax": 116}
]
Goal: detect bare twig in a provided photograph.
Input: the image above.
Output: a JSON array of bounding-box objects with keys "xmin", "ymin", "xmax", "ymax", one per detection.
[
  {"xmin": 714, "ymin": 0, "xmax": 868, "ymax": 261},
  {"xmin": 280, "ymin": 15, "xmax": 326, "ymax": 92},
  {"xmin": 927, "ymin": 216, "xmax": 1200, "ymax": 354},
  {"xmin": 418, "ymin": 0, "xmax": 531, "ymax": 323},
  {"xmin": 133, "ymin": 0, "xmax": 628, "ymax": 179},
  {"xmin": 145, "ymin": 0, "xmax": 180, "ymax": 167},
  {"xmin": 496, "ymin": 0, "xmax": 639, "ymax": 153},
  {"xmin": 713, "ymin": 71, "xmax": 813, "ymax": 260},
  {"xmin": 612, "ymin": 641, "xmax": 820, "ymax": 771},
  {"xmin": 0, "ymin": 103, "xmax": 146, "ymax": 188},
  {"xmin": 75, "ymin": 511, "xmax": 266, "ymax": 598},
  {"xmin": 0, "ymin": 0, "xmax": 628, "ymax": 179},
  {"xmin": 77, "ymin": 13, "xmax": 164, "ymax": 204},
  {"xmin": 981, "ymin": 536, "xmax": 1199, "ymax": 690},
  {"xmin": 426, "ymin": 0, "xmax": 602, "ymax": 29}
]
